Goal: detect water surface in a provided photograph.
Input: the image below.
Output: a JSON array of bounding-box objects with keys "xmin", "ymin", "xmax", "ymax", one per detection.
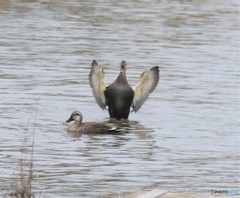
[{"xmin": 0, "ymin": 0, "xmax": 239, "ymax": 197}]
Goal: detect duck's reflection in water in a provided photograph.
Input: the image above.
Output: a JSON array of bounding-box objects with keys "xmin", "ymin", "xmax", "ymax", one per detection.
[{"xmin": 105, "ymin": 118, "xmax": 154, "ymax": 133}]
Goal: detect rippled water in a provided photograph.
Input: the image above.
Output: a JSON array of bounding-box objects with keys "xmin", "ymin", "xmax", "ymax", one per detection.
[{"xmin": 0, "ymin": 0, "xmax": 239, "ymax": 197}]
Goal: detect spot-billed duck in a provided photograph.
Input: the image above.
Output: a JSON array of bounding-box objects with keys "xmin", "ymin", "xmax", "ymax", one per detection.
[
  {"xmin": 63, "ymin": 111, "xmax": 117, "ymax": 134},
  {"xmin": 89, "ymin": 60, "xmax": 159, "ymax": 120}
]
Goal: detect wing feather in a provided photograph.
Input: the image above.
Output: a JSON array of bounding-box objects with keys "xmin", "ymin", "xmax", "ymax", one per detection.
[
  {"xmin": 131, "ymin": 66, "xmax": 159, "ymax": 112},
  {"xmin": 89, "ymin": 60, "xmax": 107, "ymax": 109}
]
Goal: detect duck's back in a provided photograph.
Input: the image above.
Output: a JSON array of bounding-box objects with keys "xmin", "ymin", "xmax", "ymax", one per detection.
[
  {"xmin": 105, "ymin": 81, "xmax": 134, "ymax": 119},
  {"xmin": 79, "ymin": 122, "xmax": 116, "ymax": 134}
]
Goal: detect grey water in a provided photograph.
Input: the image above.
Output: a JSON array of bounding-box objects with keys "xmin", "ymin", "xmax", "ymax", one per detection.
[{"xmin": 0, "ymin": 0, "xmax": 239, "ymax": 197}]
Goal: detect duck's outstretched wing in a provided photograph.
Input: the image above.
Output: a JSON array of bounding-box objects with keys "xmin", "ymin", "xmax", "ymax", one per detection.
[
  {"xmin": 131, "ymin": 66, "xmax": 159, "ymax": 112},
  {"xmin": 89, "ymin": 60, "xmax": 107, "ymax": 110}
]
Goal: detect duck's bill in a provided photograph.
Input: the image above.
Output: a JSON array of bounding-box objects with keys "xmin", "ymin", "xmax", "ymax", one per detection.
[
  {"xmin": 63, "ymin": 121, "xmax": 69, "ymax": 125},
  {"xmin": 63, "ymin": 117, "xmax": 72, "ymax": 125}
]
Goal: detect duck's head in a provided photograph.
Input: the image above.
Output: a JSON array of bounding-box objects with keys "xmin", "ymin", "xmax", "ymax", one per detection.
[
  {"xmin": 120, "ymin": 60, "xmax": 127, "ymax": 73},
  {"xmin": 64, "ymin": 111, "xmax": 83, "ymax": 125}
]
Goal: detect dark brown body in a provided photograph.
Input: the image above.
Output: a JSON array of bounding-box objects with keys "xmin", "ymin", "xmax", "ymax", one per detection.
[
  {"xmin": 104, "ymin": 71, "xmax": 134, "ymax": 120},
  {"xmin": 67, "ymin": 122, "xmax": 116, "ymax": 134}
]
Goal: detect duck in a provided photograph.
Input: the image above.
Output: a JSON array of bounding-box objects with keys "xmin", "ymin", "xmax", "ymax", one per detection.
[
  {"xmin": 63, "ymin": 111, "xmax": 117, "ymax": 134},
  {"xmin": 89, "ymin": 60, "xmax": 159, "ymax": 120}
]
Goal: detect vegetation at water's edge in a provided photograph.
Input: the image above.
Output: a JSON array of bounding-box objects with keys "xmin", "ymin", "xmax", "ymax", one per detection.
[{"xmin": 7, "ymin": 107, "xmax": 39, "ymax": 198}]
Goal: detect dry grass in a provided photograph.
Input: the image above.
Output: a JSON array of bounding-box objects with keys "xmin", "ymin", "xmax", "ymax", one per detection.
[
  {"xmin": 10, "ymin": 167, "xmax": 33, "ymax": 198},
  {"xmin": 9, "ymin": 105, "xmax": 38, "ymax": 198}
]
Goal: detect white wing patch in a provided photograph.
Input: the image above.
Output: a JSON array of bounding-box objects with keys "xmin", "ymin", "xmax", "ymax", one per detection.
[
  {"xmin": 131, "ymin": 66, "xmax": 159, "ymax": 112},
  {"xmin": 89, "ymin": 60, "xmax": 107, "ymax": 109}
]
